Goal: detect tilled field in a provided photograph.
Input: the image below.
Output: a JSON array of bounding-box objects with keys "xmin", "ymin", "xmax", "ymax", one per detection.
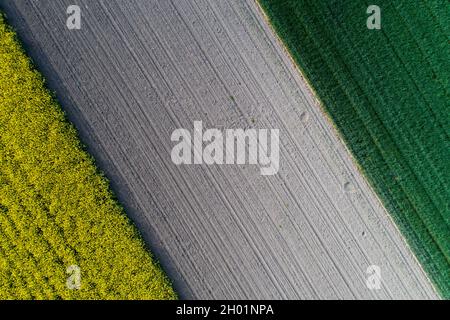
[{"xmin": 0, "ymin": 0, "xmax": 439, "ymax": 299}]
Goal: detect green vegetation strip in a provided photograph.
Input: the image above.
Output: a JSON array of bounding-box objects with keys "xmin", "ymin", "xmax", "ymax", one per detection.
[
  {"xmin": 0, "ymin": 14, "xmax": 176, "ymax": 299},
  {"xmin": 258, "ymin": 0, "xmax": 450, "ymax": 297}
]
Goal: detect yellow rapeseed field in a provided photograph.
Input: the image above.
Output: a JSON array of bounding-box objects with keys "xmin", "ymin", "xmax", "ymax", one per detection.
[{"xmin": 0, "ymin": 13, "xmax": 176, "ymax": 300}]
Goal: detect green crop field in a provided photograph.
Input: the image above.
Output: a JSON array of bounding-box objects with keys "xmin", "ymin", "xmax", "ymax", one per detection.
[
  {"xmin": 258, "ymin": 0, "xmax": 450, "ymax": 298},
  {"xmin": 0, "ymin": 13, "xmax": 176, "ymax": 300}
]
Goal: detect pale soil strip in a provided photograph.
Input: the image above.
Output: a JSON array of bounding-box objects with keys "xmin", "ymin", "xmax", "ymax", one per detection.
[{"xmin": 1, "ymin": 0, "xmax": 437, "ymax": 299}]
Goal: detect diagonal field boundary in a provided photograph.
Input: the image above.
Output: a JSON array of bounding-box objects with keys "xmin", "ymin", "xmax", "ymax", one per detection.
[
  {"xmin": 0, "ymin": 0, "xmax": 440, "ymax": 299},
  {"xmin": 0, "ymin": 13, "xmax": 176, "ymax": 299},
  {"xmin": 258, "ymin": 0, "xmax": 450, "ymax": 298}
]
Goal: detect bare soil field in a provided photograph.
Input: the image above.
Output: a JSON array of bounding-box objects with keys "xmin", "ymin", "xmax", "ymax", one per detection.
[{"xmin": 0, "ymin": 0, "xmax": 438, "ymax": 299}]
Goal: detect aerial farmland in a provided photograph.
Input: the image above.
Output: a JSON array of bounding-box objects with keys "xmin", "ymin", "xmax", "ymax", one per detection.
[{"xmin": 0, "ymin": 0, "xmax": 447, "ymax": 302}]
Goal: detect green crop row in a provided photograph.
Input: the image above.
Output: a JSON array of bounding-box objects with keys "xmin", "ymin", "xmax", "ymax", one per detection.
[
  {"xmin": 0, "ymin": 13, "xmax": 176, "ymax": 300},
  {"xmin": 258, "ymin": 0, "xmax": 450, "ymax": 298}
]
